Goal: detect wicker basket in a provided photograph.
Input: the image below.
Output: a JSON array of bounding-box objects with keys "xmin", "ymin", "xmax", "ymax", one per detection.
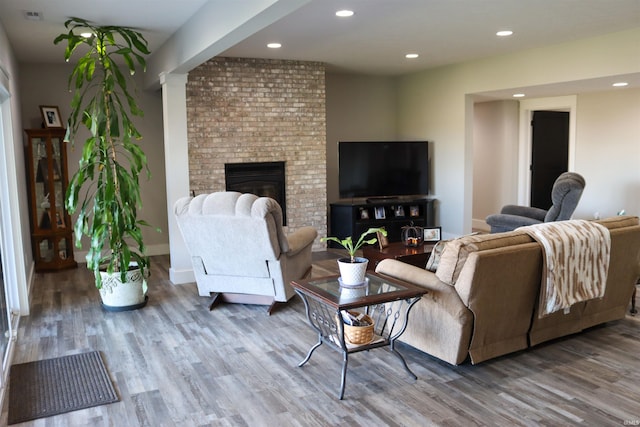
[{"xmin": 341, "ymin": 311, "xmax": 375, "ymax": 345}]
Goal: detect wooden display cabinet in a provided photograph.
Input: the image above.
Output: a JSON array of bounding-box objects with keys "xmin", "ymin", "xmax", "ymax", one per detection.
[
  {"xmin": 329, "ymin": 197, "xmax": 435, "ymax": 245},
  {"xmin": 25, "ymin": 129, "xmax": 77, "ymax": 271}
]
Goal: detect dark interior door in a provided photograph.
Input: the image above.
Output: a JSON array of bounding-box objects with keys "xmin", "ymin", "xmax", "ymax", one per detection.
[{"xmin": 530, "ymin": 110, "xmax": 569, "ymax": 209}]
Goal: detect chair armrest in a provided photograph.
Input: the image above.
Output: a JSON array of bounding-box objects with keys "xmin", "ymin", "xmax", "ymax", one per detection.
[
  {"xmin": 286, "ymin": 226, "xmax": 318, "ymax": 256},
  {"xmin": 500, "ymin": 205, "xmax": 548, "ymax": 221},
  {"xmin": 375, "ymin": 259, "xmax": 471, "ymax": 320},
  {"xmin": 485, "ymin": 213, "xmax": 544, "ymax": 232}
]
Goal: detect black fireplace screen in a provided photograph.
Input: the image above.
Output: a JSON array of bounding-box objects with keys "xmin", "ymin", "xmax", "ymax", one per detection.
[{"xmin": 225, "ymin": 161, "xmax": 286, "ymax": 225}]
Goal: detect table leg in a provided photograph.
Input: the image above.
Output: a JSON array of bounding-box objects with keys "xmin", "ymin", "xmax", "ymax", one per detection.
[
  {"xmin": 389, "ymin": 339, "xmax": 417, "ymax": 380},
  {"xmin": 375, "ymin": 296, "xmax": 422, "ymax": 380},
  {"xmin": 339, "ymin": 351, "xmax": 349, "ymax": 400},
  {"xmin": 298, "ymin": 336, "xmax": 322, "ymax": 367}
]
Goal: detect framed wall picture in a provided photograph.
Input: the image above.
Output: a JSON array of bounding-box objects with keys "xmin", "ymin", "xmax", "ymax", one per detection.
[
  {"xmin": 423, "ymin": 226, "xmax": 442, "ymax": 242},
  {"xmin": 40, "ymin": 105, "xmax": 63, "ymax": 128}
]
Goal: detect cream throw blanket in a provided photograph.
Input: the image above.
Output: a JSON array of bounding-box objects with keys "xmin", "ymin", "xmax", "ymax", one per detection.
[{"xmin": 519, "ymin": 220, "xmax": 610, "ymax": 317}]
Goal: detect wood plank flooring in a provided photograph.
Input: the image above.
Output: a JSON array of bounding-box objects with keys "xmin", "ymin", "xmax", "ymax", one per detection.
[{"xmin": 2, "ymin": 252, "xmax": 640, "ymax": 426}]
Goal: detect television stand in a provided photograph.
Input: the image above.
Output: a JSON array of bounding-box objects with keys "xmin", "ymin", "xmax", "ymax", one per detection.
[
  {"xmin": 366, "ymin": 196, "xmax": 399, "ymax": 203},
  {"xmin": 329, "ymin": 197, "xmax": 435, "ymax": 245}
]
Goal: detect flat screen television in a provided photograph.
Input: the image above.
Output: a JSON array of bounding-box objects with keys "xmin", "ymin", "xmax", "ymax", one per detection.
[{"xmin": 338, "ymin": 141, "xmax": 429, "ymax": 199}]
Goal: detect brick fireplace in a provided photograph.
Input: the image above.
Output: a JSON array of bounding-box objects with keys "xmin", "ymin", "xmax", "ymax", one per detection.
[{"xmin": 185, "ymin": 57, "xmax": 327, "ymax": 249}]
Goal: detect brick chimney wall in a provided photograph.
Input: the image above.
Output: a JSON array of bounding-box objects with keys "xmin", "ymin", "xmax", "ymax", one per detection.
[{"xmin": 186, "ymin": 57, "xmax": 327, "ymax": 249}]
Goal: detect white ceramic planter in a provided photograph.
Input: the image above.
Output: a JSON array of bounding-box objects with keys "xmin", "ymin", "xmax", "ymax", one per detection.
[
  {"xmin": 337, "ymin": 257, "xmax": 368, "ymax": 286},
  {"xmin": 99, "ymin": 265, "xmax": 148, "ymax": 311}
]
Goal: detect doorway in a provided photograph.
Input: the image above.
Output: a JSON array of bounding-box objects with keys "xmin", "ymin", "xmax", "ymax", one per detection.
[
  {"xmin": 530, "ymin": 110, "xmax": 569, "ymax": 209},
  {"xmin": 517, "ymin": 96, "xmax": 576, "ymax": 207}
]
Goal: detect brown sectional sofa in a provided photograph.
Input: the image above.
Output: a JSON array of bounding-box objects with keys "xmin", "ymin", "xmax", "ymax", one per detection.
[{"xmin": 374, "ymin": 216, "xmax": 640, "ymax": 365}]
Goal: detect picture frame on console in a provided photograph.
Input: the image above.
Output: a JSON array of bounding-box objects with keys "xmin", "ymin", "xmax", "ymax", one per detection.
[
  {"xmin": 394, "ymin": 205, "xmax": 405, "ymax": 218},
  {"xmin": 376, "ymin": 230, "xmax": 389, "ymax": 249},
  {"xmin": 374, "ymin": 206, "xmax": 386, "ymax": 220},
  {"xmin": 424, "ymin": 226, "xmax": 441, "ymax": 242},
  {"xmin": 359, "ymin": 208, "xmax": 369, "ymax": 219},
  {"xmin": 409, "ymin": 205, "xmax": 420, "ymax": 217}
]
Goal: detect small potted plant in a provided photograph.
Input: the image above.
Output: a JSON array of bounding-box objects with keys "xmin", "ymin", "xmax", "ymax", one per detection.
[{"xmin": 322, "ymin": 227, "xmax": 387, "ymax": 286}]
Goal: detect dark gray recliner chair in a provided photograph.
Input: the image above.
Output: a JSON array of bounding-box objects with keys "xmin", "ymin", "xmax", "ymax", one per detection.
[{"xmin": 485, "ymin": 172, "xmax": 586, "ymax": 233}]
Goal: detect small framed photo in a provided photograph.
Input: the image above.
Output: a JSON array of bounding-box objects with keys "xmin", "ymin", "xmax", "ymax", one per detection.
[
  {"xmin": 376, "ymin": 230, "xmax": 389, "ymax": 250},
  {"xmin": 394, "ymin": 205, "xmax": 405, "ymax": 218},
  {"xmin": 359, "ymin": 208, "xmax": 369, "ymax": 220},
  {"xmin": 409, "ymin": 205, "xmax": 420, "ymax": 217},
  {"xmin": 40, "ymin": 105, "xmax": 63, "ymax": 128},
  {"xmin": 374, "ymin": 206, "xmax": 386, "ymax": 220},
  {"xmin": 423, "ymin": 226, "xmax": 442, "ymax": 242}
]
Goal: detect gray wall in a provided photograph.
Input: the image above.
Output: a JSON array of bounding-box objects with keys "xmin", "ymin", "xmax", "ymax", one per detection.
[{"xmin": 325, "ymin": 73, "xmax": 398, "ymax": 204}]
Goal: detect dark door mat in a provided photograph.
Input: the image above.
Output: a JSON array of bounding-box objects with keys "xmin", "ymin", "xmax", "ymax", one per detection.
[{"xmin": 8, "ymin": 351, "xmax": 119, "ymax": 424}]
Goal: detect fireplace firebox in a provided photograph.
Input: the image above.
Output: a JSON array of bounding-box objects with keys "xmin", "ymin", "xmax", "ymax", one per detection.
[{"xmin": 225, "ymin": 161, "xmax": 286, "ymax": 225}]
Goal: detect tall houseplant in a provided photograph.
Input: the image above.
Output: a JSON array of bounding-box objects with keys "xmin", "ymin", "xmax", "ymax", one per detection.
[{"xmin": 54, "ymin": 17, "xmax": 154, "ymax": 310}]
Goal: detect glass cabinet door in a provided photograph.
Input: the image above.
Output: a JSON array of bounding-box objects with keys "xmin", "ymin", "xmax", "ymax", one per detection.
[{"xmin": 25, "ymin": 129, "xmax": 77, "ymax": 271}]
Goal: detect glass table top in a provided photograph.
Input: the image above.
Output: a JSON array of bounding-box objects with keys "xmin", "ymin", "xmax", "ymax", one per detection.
[
  {"xmin": 309, "ymin": 275, "xmax": 405, "ymax": 298},
  {"xmin": 292, "ymin": 272, "xmax": 426, "ymax": 309}
]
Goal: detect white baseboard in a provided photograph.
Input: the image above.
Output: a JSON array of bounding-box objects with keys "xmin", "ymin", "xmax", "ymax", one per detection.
[{"xmin": 170, "ymin": 268, "xmax": 195, "ymax": 285}]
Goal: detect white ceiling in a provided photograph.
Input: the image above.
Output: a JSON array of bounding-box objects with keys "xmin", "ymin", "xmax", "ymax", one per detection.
[{"xmin": 1, "ymin": 0, "xmax": 639, "ymax": 89}]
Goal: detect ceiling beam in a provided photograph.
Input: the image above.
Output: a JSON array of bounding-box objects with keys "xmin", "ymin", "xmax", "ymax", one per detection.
[{"xmin": 145, "ymin": 0, "xmax": 310, "ymax": 89}]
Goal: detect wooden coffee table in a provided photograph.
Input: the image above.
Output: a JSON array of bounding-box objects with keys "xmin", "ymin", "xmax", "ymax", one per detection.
[
  {"xmin": 363, "ymin": 241, "xmax": 435, "ymax": 270},
  {"xmin": 291, "ymin": 272, "xmax": 427, "ymax": 399}
]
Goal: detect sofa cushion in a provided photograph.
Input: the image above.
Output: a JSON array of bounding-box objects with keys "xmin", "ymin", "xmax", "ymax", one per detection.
[
  {"xmin": 435, "ymin": 230, "xmax": 533, "ymax": 285},
  {"xmin": 425, "ymin": 239, "xmax": 449, "ymax": 272},
  {"xmin": 594, "ymin": 215, "xmax": 639, "ymax": 230}
]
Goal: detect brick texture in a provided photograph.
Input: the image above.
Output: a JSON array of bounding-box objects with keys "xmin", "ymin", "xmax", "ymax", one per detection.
[{"xmin": 186, "ymin": 57, "xmax": 327, "ymax": 249}]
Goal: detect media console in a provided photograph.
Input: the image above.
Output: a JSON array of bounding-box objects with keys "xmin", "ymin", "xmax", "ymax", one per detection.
[{"xmin": 328, "ymin": 197, "xmax": 435, "ymax": 247}]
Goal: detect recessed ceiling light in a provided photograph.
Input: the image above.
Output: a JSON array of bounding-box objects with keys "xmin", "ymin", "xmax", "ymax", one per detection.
[
  {"xmin": 496, "ymin": 30, "xmax": 513, "ymax": 37},
  {"xmin": 80, "ymin": 32, "xmax": 93, "ymax": 38},
  {"xmin": 612, "ymin": 82, "xmax": 629, "ymax": 87},
  {"xmin": 267, "ymin": 43, "xmax": 282, "ymax": 49},
  {"xmin": 405, "ymin": 53, "xmax": 419, "ymax": 59},
  {"xmin": 336, "ymin": 10, "xmax": 354, "ymax": 17},
  {"xmin": 513, "ymin": 93, "xmax": 525, "ymax": 98}
]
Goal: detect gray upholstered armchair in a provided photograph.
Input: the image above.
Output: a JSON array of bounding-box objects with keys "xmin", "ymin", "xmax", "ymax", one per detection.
[
  {"xmin": 485, "ymin": 172, "xmax": 586, "ymax": 233},
  {"xmin": 174, "ymin": 191, "xmax": 317, "ymax": 314}
]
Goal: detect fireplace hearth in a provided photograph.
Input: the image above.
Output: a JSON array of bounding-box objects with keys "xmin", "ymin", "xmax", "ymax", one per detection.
[{"xmin": 225, "ymin": 161, "xmax": 287, "ymax": 225}]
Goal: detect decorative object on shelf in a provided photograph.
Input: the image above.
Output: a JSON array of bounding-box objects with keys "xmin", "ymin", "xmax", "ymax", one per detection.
[
  {"xmin": 359, "ymin": 208, "xmax": 369, "ymax": 219},
  {"xmin": 321, "ymin": 227, "xmax": 387, "ymax": 285},
  {"xmin": 374, "ymin": 206, "xmax": 386, "ymax": 220},
  {"xmin": 394, "ymin": 205, "xmax": 405, "ymax": 218},
  {"xmin": 39, "ymin": 105, "xmax": 63, "ymax": 129},
  {"xmin": 376, "ymin": 228, "xmax": 389, "ymax": 250},
  {"xmin": 55, "ymin": 17, "xmax": 157, "ymax": 310},
  {"xmin": 423, "ymin": 226, "xmax": 442, "ymax": 242},
  {"xmin": 401, "ymin": 222, "xmax": 424, "ymax": 247},
  {"xmin": 409, "ymin": 205, "xmax": 420, "ymax": 217}
]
